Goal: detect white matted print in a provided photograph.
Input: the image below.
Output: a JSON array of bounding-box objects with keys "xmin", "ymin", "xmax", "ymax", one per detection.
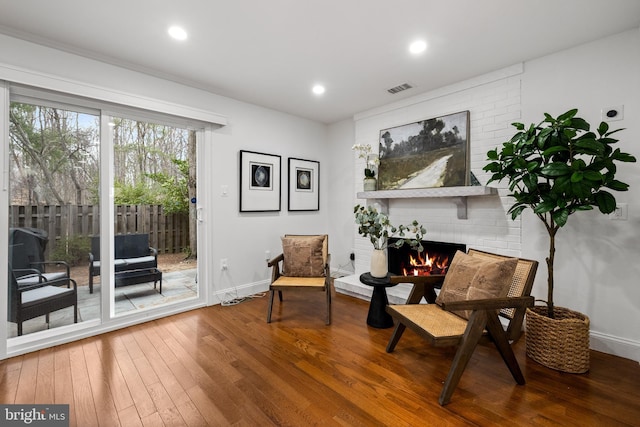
[
  {"xmin": 239, "ymin": 150, "xmax": 281, "ymax": 212},
  {"xmin": 288, "ymin": 157, "xmax": 319, "ymax": 211}
]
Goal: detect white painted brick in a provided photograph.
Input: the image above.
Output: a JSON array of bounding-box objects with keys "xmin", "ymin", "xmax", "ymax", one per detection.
[{"xmin": 353, "ymin": 71, "xmax": 523, "ymax": 261}]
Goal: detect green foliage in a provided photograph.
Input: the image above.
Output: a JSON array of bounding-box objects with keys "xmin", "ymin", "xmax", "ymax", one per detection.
[
  {"xmin": 146, "ymin": 158, "xmax": 190, "ymax": 215},
  {"xmin": 354, "ymin": 204, "xmax": 426, "ymax": 251},
  {"xmin": 483, "ymin": 109, "xmax": 635, "ymax": 227},
  {"xmin": 483, "ymin": 109, "xmax": 636, "ymax": 316},
  {"xmin": 50, "ymin": 235, "xmax": 90, "ymax": 266},
  {"xmin": 114, "ymin": 158, "xmax": 190, "ymax": 215},
  {"xmin": 113, "ymin": 180, "xmax": 158, "ymax": 205}
]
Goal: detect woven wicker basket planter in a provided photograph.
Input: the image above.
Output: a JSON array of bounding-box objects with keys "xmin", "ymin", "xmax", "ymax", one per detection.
[{"xmin": 525, "ymin": 306, "xmax": 590, "ymax": 373}]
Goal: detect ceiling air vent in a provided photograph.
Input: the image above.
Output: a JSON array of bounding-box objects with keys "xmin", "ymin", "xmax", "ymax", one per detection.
[{"xmin": 387, "ymin": 83, "xmax": 413, "ymax": 94}]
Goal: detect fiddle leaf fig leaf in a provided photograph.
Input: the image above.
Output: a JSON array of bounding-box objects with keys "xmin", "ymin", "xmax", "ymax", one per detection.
[
  {"xmin": 606, "ymin": 179, "xmax": 629, "ymax": 191},
  {"xmin": 594, "ymin": 191, "xmax": 617, "ymax": 214},
  {"xmin": 541, "ymin": 162, "xmax": 571, "ymax": 177}
]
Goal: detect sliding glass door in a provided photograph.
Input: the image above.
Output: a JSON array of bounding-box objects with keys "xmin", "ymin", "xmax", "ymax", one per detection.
[{"xmin": 6, "ymin": 89, "xmax": 203, "ymax": 342}]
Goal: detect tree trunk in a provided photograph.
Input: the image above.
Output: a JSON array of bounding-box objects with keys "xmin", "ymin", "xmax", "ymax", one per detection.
[{"xmin": 546, "ymin": 230, "xmax": 555, "ymax": 318}]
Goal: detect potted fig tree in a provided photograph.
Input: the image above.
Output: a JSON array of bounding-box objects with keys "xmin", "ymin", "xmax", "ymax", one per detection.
[{"xmin": 483, "ymin": 108, "xmax": 636, "ymax": 372}]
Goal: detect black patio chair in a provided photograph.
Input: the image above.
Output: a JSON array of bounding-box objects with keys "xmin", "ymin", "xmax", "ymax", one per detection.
[
  {"xmin": 8, "ymin": 265, "xmax": 78, "ymax": 336},
  {"xmin": 9, "ymin": 227, "xmax": 70, "ymax": 282}
]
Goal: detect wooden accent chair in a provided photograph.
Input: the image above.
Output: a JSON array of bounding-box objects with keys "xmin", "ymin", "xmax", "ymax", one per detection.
[
  {"xmin": 267, "ymin": 234, "xmax": 331, "ymax": 325},
  {"xmin": 8, "ymin": 266, "xmax": 78, "ymax": 336},
  {"xmin": 386, "ymin": 249, "xmax": 538, "ymax": 405}
]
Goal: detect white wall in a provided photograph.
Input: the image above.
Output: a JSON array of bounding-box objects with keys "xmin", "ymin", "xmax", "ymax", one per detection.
[
  {"xmin": 521, "ymin": 28, "xmax": 640, "ymax": 361},
  {"xmin": 326, "ymin": 119, "xmax": 357, "ymax": 276},
  {"xmin": 333, "ymin": 28, "xmax": 640, "ymax": 362}
]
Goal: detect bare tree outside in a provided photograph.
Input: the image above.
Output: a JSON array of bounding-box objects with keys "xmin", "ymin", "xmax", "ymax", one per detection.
[{"xmin": 9, "ymin": 102, "xmax": 197, "ymax": 258}]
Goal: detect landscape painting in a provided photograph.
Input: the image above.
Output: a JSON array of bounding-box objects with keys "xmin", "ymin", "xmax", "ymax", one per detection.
[{"xmin": 377, "ymin": 111, "xmax": 469, "ymax": 190}]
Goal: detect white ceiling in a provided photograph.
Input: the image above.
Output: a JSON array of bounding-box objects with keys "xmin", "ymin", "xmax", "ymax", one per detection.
[{"xmin": 0, "ymin": 0, "xmax": 639, "ymax": 124}]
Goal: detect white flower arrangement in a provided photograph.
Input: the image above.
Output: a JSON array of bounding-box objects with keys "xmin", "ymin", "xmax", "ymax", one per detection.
[{"xmin": 352, "ymin": 143, "xmax": 380, "ymax": 178}]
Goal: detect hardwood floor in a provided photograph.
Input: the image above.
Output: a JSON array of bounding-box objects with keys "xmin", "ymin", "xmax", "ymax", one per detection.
[{"xmin": 2, "ymin": 291, "xmax": 639, "ymax": 426}]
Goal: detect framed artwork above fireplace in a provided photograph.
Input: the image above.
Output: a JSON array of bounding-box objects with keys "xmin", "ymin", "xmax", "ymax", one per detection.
[{"xmin": 378, "ymin": 110, "xmax": 470, "ymax": 190}]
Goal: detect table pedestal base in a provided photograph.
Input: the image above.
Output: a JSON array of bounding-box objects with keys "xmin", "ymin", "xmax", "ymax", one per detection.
[
  {"xmin": 367, "ymin": 286, "xmax": 394, "ymax": 328},
  {"xmin": 360, "ymin": 272, "xmax": 395, "ymax": 329}
]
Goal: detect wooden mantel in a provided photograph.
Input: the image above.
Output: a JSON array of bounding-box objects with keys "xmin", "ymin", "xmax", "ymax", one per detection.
[{"xmin": 356, "ymin": 186, "xmax": 498, "ymax": 219}]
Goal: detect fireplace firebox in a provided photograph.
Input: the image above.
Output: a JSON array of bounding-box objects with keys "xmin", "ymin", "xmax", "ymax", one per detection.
[{"xmin": 387, "ymin": 238, "xmax": 466, "ymax": 277}]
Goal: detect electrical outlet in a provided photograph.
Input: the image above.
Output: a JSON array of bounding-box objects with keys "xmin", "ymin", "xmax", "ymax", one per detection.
[
  {"xmin": 609, "ymin": 203, "xmax": 628, "ymax": 220},
  {"xmin": 220, "ymin": 258, "xmax": 228, "ymax": 270},
  {"xmin": 265, "ymin": 250, "xmax": 271, "ymax": 261},
  {"xmin": 350, "ymin": 252, "xmax": 355, "ymax": 261}
]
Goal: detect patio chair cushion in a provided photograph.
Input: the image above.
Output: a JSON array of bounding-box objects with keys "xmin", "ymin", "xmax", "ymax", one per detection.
[
  {"xmin": 436, "ymin": 250, "xmax": 517, "ymax": 319},
  {"xmin": 21, "ymin": 285, "xmax": 74, "ymax": 306},
  {"xmin": 281, "ymin": 235, "xmax": 326, "ymax": 277}
]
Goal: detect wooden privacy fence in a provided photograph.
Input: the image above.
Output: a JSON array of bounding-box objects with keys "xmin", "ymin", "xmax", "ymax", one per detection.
[{"xmin": 9, "ymin": 204, "xmax": 189, "ymax": 258}]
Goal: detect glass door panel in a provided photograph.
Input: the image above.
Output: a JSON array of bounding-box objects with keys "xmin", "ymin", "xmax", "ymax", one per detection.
[
  {"xmin": 7, "ymin": 101, "xmax": 100, "ymax": 337},
  {"xmin": 110, "ymin": 117, "xmax": 198, "ymax": 315}
]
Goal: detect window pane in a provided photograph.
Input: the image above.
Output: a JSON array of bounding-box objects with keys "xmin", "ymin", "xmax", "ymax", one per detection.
[
  {"xmin": 8, "ymin": 102, "xmax": 100, "ymax": 337},
  {"xmin": 111, "ymin": 117, "xmax": 197, "ymax": 315}
]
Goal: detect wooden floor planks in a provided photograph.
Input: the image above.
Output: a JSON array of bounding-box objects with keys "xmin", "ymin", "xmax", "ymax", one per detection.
[{"xmin": 1, "ymin": 291, "xmax": 639, "ymax": 426}]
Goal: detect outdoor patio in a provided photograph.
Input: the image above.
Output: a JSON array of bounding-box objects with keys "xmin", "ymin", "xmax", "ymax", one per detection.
[{"xmin": 8, "ymin": 268, "xmax": 198, "ymax": 338}]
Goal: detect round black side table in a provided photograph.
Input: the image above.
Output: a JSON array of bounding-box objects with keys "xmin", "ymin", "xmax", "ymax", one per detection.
[{"xmin": 359, "ymin": 272, "xmax": 397, "ymax": 328}]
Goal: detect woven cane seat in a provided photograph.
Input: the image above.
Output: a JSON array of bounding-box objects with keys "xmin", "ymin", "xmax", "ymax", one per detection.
[
  {"xmin": 272, "ymin": 276, "xmax": 326, "ymax": 288},
  {"xmin": 390, "ymin": 304, "xmax": 469, "ymax": 340}
]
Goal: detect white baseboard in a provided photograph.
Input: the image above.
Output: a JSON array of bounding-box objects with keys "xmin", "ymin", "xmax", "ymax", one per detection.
[
  {"xmin": 590, "ymin": 330, "xmax": 640, "ymax": 364},
  {"xmin": 212, "ymin": 280, "xmax": 269, "ymax": 305}
]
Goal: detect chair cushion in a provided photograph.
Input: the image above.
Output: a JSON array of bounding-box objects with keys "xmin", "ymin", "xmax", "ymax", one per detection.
[
  {"xmin": 436, "ymin": 250, "xmax": 517, "ymax": 319},
  {"xmin": 22, "ymin": 285, "xmax": 74, "ymax": 306},
  {"xmin": 281, "ymin": 235, "xmax": 326, "ymax": 277}
]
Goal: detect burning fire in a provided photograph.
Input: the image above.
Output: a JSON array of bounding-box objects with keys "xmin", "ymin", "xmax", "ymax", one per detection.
[{"xmin": 401, "ymin": 252, "xmax": 451, "ymax": 276}]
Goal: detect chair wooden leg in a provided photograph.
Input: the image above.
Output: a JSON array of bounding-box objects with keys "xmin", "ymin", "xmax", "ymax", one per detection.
[
  {"xmin": 278, "ymin": 290, "xmax": 283, "ymax": 302},
  {"xmin": 439, "ymin": 310, "xmax": 488, "ymax": 405},
  {"xmin": 485, "ymin": 312, "xmax": 525, "ymax": 384},
  {"xmin": 325, "ymin": 287, "xmax": 332, "ymax": 325},
  {"xmin": 386, "ymin": 323, "xmax": 407, "ymax": 353},
  {"xmin": 267, "ymin": 290, "xmax": 275, "ymax": 323}
]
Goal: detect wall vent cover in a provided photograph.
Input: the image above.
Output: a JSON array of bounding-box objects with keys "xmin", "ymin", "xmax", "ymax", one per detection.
[{"xmin": 387, "ymin": 83, "xmax": 413, "ymax": 94}]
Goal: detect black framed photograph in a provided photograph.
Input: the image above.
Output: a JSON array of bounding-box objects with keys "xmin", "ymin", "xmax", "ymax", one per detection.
[
  {"xmin": 239, "ymin": 150, "xmax": 281, "ymax": 212},
  {"xmin": 377, "ymin": 110, "xmax": 470, "ymax": 190},
  {"xmin": 288, "ymin": 157, "xmax": 319, "ymax": 211}
]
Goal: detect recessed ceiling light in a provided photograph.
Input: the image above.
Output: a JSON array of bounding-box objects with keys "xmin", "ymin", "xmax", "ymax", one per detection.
[
  {"xmin": 312, "ymin": 84, "xmax": 326, "ymax": 95},
  {"xmin": 409, "ymin": 40, "xmax": 427, "ymax": 54},
  {"xmin": 168, "ymin": 26, "xmax": 188, "ymax": 41}
]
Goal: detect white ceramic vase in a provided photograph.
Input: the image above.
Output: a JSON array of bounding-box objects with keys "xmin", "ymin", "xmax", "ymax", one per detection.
[
  {"xmin": 363, "ymin": 177, "xmax": 377, "ymax": 191},
  {"xmin": 370, "ymin": 248, "xmax": 388, "ymax": 278}
]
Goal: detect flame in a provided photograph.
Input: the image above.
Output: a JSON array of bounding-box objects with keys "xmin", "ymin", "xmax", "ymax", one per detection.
[{"xmin": 402, "ymin": 251, "xmax": 451, "ymax": 276}]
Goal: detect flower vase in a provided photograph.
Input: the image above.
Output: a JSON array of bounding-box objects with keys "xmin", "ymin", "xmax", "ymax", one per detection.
[
  {"xmin": 363, "ymin": 177, "xmax": 377, "ymax": 191},
  {"xmin": 370, "ymin": 249, "xmax": 388, "ymax": 278}
]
